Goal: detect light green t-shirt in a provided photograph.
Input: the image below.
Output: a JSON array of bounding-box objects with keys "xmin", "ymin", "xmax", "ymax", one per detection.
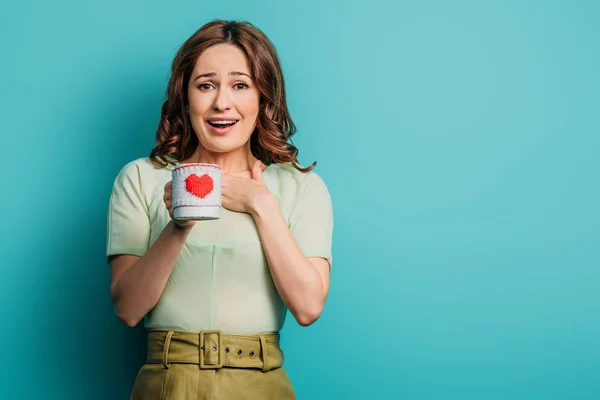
[{"xmin": 106, "ymin": 157, "xmax": 333, "ymax": 334}]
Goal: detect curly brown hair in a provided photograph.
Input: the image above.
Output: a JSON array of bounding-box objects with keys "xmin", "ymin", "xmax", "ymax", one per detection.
[{"xmin": 149, "ymin": 20, "xmax": 315, "ymax": 173}]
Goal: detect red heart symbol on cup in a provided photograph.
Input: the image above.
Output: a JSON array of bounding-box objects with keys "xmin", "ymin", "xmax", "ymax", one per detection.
[{"xmin": 185, "ymin": 173, "xmax": 214, "ymax": 199}]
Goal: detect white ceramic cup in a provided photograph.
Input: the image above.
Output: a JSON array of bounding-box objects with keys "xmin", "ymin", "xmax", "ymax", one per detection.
[{"xmin": 172, "ymin": 163, "xmax": 222, "ymax": 220}]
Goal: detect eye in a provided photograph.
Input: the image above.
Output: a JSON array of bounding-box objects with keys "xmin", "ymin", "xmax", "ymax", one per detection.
[
  {"xmin": 234, "ymin": 82, "xmax": 249, "ymax": 90},
  {"xmin": 198, "ymin": 83, "xmax": 214, "ymax": 91}
]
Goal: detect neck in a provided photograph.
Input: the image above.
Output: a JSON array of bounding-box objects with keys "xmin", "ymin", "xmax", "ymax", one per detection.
[{"xmin": 183, "ymin": 143, "xmax": 257, "ymax": 175}]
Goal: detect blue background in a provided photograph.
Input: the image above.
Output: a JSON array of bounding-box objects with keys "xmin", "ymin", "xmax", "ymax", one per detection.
[{"xmin": 1, "ymin": 0, "xmax": 599, "ymax": 398}]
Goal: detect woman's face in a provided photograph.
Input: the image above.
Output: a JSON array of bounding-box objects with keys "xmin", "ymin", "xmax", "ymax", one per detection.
[{"xmin": 187, "ymin": 43, "xmax": 260, "ymax": 154}]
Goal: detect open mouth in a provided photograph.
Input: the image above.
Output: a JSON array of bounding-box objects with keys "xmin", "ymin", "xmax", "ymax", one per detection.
[{"xmin": 207, "ymin": 119, "xmax": 239, "ymax": 128}]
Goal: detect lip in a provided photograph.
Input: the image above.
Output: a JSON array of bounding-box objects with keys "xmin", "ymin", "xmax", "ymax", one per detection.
[
  {"xmin": 206, "ymin": 118, "xmax": 239, "ymax": 135},
  {"xmin": 208, "ymin": 117, "xmax": 239, "ymax": 121}
]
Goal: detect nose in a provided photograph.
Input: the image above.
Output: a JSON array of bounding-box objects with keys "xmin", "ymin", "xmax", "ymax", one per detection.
[{"xmin": 213, "ymin": 87, "xmax": 231, "ymax": 112}]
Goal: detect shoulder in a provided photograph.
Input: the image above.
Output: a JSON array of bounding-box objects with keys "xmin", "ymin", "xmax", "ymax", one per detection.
[
  {"xmin": 120, "ymin": 157, "xmax": 173, "ymax": 176},
  {"xmin": 116, "ymin": 157, "xmax": 172, "ymax": 176},
  {"xmin": 264, "ymin": 162, "xmax": 330, "ymax": 205},
  {"xmin": 112, "ymin": 157, "xmax": 172, "ymax": 197}
]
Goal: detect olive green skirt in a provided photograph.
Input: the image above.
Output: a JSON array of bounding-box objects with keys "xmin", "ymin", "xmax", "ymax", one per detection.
[{"xmin": 130, "ymin": 329, "xmax": 295, "ymax": 400}]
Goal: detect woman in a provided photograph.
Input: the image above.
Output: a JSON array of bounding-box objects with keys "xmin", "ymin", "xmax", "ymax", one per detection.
[{"xmin": 106, "ymin": 20, "xmax": 333, "ymax": 399}]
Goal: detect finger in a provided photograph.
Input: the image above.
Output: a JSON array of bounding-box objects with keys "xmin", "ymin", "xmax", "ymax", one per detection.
[{"xmin": 251, "ymin": 160, "xmax": 263, "ymax": 181}]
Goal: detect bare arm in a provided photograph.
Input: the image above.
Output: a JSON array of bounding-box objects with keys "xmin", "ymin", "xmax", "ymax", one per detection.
[
  {"xmin": 109, "ymin": 180, "xmax": 195, "ymax": 327},
  {"xmin": 251, "ymin": 197, "xmax": 330, "ymax": 327},
  {"xmin": 109, "ymin": 221, "xmax": 193, "ymax": 327},
  {"xmin": 220, "ymin": 162, "xmax": 332, "ymax": 327}
]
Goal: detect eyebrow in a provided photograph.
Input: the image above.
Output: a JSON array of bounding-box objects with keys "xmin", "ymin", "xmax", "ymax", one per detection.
[{"xmin": 193, "ymin": 71, "xmax": 251, "ymax": 81}]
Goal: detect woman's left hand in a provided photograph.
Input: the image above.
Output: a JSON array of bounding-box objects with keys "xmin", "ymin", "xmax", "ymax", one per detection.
[{"xmin": 221, "ymin": 160, "xmax": 273, "ymax": 214}]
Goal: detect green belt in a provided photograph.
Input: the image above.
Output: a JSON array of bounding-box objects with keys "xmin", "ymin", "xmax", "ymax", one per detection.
[{"xmin": 146, "ymin": 329, "xmax": 285, "ymax": 372}]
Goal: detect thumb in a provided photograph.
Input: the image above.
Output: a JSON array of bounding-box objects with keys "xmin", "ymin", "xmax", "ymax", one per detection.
[{"xmin": 251, "ymin": 160, "xmax": 263, "ymax": 181}]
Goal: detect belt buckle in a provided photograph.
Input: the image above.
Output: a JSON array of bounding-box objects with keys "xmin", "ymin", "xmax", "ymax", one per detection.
[{"xmin": 199, "ymin": 330, "xmax": 223, "ymax": 369}]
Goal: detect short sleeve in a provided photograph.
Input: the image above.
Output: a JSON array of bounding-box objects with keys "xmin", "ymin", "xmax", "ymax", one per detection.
[
  {"xmin": 106, "ymin": 161, "xmax": 151, "ymax": 261},
  {"xmin": 288, "ymin": 173, "xmax": 334, "ymax": 268}
]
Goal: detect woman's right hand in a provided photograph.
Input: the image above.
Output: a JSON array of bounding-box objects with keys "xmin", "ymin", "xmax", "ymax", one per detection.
[{"xmin": 164, "ymin": 180, "xmax": 196, "ymax": 230}]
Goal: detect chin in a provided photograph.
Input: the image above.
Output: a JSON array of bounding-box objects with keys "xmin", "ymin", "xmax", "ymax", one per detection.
[{"xmin": 198, "ymin": 136, "xmax": 250, "ymax": 154}]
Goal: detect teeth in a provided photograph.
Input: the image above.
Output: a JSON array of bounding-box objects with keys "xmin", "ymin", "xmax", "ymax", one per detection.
[{"xmin": 210, "ymin": 120, "xmax": 237, "ymax": 125}]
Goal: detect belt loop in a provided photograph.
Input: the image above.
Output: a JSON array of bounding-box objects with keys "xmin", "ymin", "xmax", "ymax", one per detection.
[
  {"xmin": 259, "ymin": 336, "xmax": 268, "ymax": 372},
  {"xmin": 162, "ymin": 330, "xmax": 174, "ymax": 369}
]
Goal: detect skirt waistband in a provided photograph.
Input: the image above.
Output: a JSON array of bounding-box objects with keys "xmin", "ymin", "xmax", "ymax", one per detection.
[{"xmin": 146, "ymin": 329, "xmax": 284, "ymax": 372}]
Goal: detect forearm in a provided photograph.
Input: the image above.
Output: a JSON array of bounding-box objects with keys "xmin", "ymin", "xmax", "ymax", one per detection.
[
  {"xmin": 111, "ymin": 220, "xmax": 191, "ymax": 326},
  {"xmin": 251, "ymin": 196, "xmax": 325, "ymax": 326}
]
